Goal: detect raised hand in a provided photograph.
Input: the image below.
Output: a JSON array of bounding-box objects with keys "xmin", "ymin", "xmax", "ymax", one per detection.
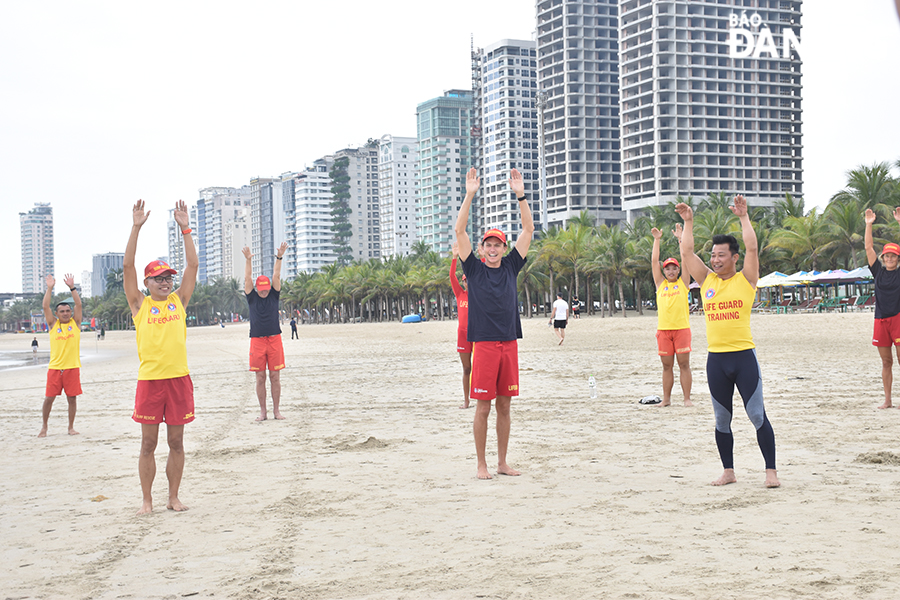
[
  {"xmin": 451, "ymin": 242, "xmax": 459, "ymax": 258},
  {"xmin": 173, "ymin": 200, "xmax": 190, "ymax": 230},
  {"xmin": 865, "ymin": 208, "xmax": 877, "ymax": 225},
  {"xmin": 63, "ymin": 273, "xmax": 75, "ymax": 289},
  {"xmin": 674, "ymin": 203, "xmax": 693, "ymax": 222},
  {"xmin": 893, "ymin": 207, "xmax": 900, "ymax": 224},
  {"xmin": 730, "ymin": 195, "xmax": 748, "ymax": 217},
  {"xmin": 650, "ymin": 227, "xmax": 662, "ymax": 240},
  {"xmin": 242, "ymin": 246, "xmax": 252, "ymax": 260},
  {"xmin": 465, "ymin": 168, "xmax": 480, "ymax": 195},
  {"xmin": 673, "ymin": 222, "xmax": 683, "ymax": 242},
  {"xmin": 276, "ymin": 242, "xmax": 288, "ymax": 258},
  {"xmin": 133, "ymin": 200, "xmax": 150, "ymax": 227},
  {"xmin": 508, "ymin": 168, "xmax": 525, "ymax": 196},
  {"xmin": 45, "ymin": 274, "xmax": 56, "ymax": 290}
]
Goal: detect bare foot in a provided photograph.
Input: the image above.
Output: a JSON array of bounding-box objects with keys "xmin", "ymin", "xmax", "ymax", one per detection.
[
  {"xmin": 459, "ymin": 401, "xmax": 470, "ymax": 409},
  {"xmin": 136, "ymin": 501, "xmax": 153, "ymax": 515},
  {"xmin": 765, "ymin": 469, "xmax": 781, "ymax": 488},
  {"xmin": 711, "ymin": 469, "xmax": 737, "ymax": 486},
  {"xmin": 878, "ymin": 402, "xmax": 893, "ymax": 409},
  {"xmin": 274, "ymin": 412, "xmax": 285, "ymax": 420},
  {"xmin": 167, "ymin": 498, "xmax": 189, "ymax": 511},
  {"xmin": 68, "ymin": 428, "xmax": 80, "ymax": 435},
  {"xmin": 255, "ymin": 414, "xmax": 267, "ymax": 421},
  {"xmin": 684, "ymin": 399, "xmax": 694, "ymax": 407},
  {"xmin": 558, "ymin": 338, "xmax": 564, "ymax": 345},
  {"xmin": 497, "ymin": 464, "xmax": 521, "ymax": 476},
  {"xmin": 476, "ymin": 465, "xmax": 492, "ymax": 480},
  {"xmin": 660, "ymin": 400, "xmax": 671, "ymax": 407},
  {"xmin": 38, "ymin": 428, "xmax": 47, "ymax": 438}
]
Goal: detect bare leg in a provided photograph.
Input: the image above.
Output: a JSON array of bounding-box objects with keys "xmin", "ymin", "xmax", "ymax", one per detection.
[
  {"xmin": 38, "ymin": 396, "xmax": 55, "ymax": 437},
  {"xmin": 878, "ymin": 346, "xmax": 893, "ymax": 409},
  {"xmin": 659, "ymin": 355, "xmax": 675, "ymax": 406},
  {"xmin": 495, "ymin": 395, "xmax": 520, "ymax": 476},
  {"xmin": 137, "ymin": 424, "xmax": 160, "ymax": 515},
  {"xmin": 676, "ymin": 352, "xmax": 693, "ymax": 407},
  {"xmin": 270, "ymin": 370, "xmax": 284, "ymax": 419},
  {"xmin": 165, "ymin": 425, "xmax": 188, "ymax": 511},
  {"xmin": 459, "ymin": 352, "xmax": 472, "ymax": 409},
  {"xmin": 765, "ymin": 469, "xmax": 781, "ymax": 488},
  {"xmin": 474, "ymin": 400, "xmax": 491, "ymax": 479},
  {"xmin": 560, "ymin": 328, "xmax": 565, "ymax": 345},
  {"xmin": 711, "ymin": 468, "xmax": 737, "ymax": 486},
  {"xmin": 255, "ymin": 371, "xmax": 268, "ymax": 420},
  {"xmin": 66, "ymin": 396, "xmax": 79, "ymax": 434}
]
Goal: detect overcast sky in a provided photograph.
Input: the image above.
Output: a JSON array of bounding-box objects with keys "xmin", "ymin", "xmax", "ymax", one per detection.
[{"xmin": 1, "ymin": 0, "xmax": 898, "ymax": 293}]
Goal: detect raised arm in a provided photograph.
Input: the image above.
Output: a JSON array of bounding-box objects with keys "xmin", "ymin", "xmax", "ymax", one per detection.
[
  {"xmin": 450, "ymin": 243, "xmax": 462, "ymax": 296},
  {"xmin": 510, "ymin": 168, "xmax": 534, "ymax": 258},
  {"xmin": 864, "ymin": 208, "xmax": 877, "ymax": 267},
  {"xmin": 63, "ymin": 273, "xmax": 82, "ymax": 325},
  {"xmin": 650, "ymin": 228, "xmax": 664, "ymax": 288},
  {"xmin": 124, "ymin": 200, "xmax": 149, "ymax": 317},
  {"xmin": 732, "ymin": 195, "xmax": 758, "ymax": 287},
  {"xmin": 273, "ymin": 242, "xmax": 287, "ymax": 292},
  {"xmin": 242, "ymin": 246, "xmax": 253, "ymax": 294},
  {"xmin": 42, "ymin": 274, "xmax": 56, "ymax": 327},
  {"xmin": 675, "ymin": 203, "xmax": 712, "ymax": 287},
  {"xmin": 173, "ymin": 200, "xmax": 198, "ymax": 307},
  {"xmin": 454, "ymin": 168, "xmax": 480, "ymax": 262}
]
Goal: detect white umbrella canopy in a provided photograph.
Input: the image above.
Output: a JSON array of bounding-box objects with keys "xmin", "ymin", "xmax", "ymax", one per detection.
[{"xmin": 756, "ymin": 271, "xmax": 790, "ymax": 288}]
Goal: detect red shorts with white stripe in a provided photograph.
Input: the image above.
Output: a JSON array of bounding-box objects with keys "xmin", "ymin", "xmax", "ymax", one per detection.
[{"xmin": 470, "ymin": 340, "xmax": 519, "ymax": 401}]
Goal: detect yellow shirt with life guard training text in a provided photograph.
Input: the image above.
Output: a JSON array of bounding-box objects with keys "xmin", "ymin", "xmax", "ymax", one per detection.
[
  {"xmin": 656, "ymin": 277, "xmax": 690, "ymax": 331},
  {"xmin": 48, "ymin": 319, "xmax": 81, "ymax": 370},
  {"xmin": 134, "ymin": 293, "xmax": 189, "ymax": 380},
  {"xmin": 701, "ymin": 272, "xmax": 755, "ymax": 352}
]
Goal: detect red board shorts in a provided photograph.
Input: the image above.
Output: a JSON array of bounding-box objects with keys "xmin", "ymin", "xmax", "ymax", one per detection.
[
  {"xmin": 657, "ymin": 328, "xmax": 692, "ymax": 356},
  {"xmin": 470, "ymin": 340, "xmax": 519, "ymax": 401},
  {"xmin": 457, "ymin": 328, "xmax": 472, "ymax": 353},
  {"xmin": 45, "ymin": 368, "xmax": 83, "ymax": 397},
  {"xmin": 873, "ymin": 313, "xmax": 900, "ymax": 347},
  {"xmin": 133, "ymin": 375, "xmax": 195, "ymax": 425},
  {"xmin": 249, "ymin": 335, "xmax": 286, "ymax": 372}
]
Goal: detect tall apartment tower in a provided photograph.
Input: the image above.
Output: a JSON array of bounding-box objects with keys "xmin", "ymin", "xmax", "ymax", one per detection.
[
  {"xmin": 472, "ymin": 39, "xmax": 541, "ymax": 244},
  {"xmin": 416, "ymin": 90, "xmax": 475, "ymax": 253},
  {"xmin": 378, "ymin": 135, "xmax": 419, "ymax": 257},
  {"xmin": 334, "ymin": 146, "xmax": 381, "ymax": 263},
  {"xmin": 619, "ymin": 0, "xmax": 803, "ymax": 218},
  {"xmin": 167, "ymin": 209, "xmax": 199, "ymax": 287},
  {"xmin": 293, "ymin": 157, "xmax": 335, "ymax": 274},
  {"xmin": 536, "ymin": 0, "xmax": 623, "ymax": 227},
  {"xmin": 19, "ymin": 203, "xmax": 54, "ymax": 294},
  {"xmin": 196, "ymin": 187, "xmax": 252, "ymax": 283},
  {"xmin": 249, "ymin": 177, "xmax": 276, "ymax": 277},
  {"xmin": 91, "ymin": 252, "xmax": 125, "ymax": 298}
]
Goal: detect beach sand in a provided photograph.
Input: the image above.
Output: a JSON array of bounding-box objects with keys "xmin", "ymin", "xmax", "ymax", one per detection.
[{"xmin": 2, "ymin": 311, "xmax": 900, "ymax": 599}]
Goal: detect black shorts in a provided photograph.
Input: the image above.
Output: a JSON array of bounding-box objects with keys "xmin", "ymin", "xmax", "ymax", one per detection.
[{"xmin": 554, "ymin": 319, "xmax": 567, "ymax": 329}]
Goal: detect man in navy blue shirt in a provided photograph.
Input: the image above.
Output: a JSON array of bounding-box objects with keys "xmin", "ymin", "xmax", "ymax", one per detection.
[{"xmin": 455, "ymin": 167, "xmax": 534, "ymax": 479}]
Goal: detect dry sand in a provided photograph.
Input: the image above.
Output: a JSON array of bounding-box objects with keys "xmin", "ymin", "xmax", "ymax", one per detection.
[{"xmin": 2, "ymin": 311, "xmax": 900, "ymax": 599}]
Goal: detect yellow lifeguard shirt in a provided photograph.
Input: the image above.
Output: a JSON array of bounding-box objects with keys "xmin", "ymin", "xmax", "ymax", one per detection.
[
  {"xmin": 656, "ymin": 277, "xmax": 690, "ymax": 330},
  {"xmin": 701, "ymin": 272, "xmax": 755, "ymax": 352},
  {"xmin": 48, "ymin": 319, "xmax": 81, "ymax": 370},
  {"xmin": 133, "ymin": 293, "xmax": 189, "ymax": 380}
]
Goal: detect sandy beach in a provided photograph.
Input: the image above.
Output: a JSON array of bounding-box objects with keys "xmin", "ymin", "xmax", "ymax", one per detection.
[{"xmin": 3, "ymin": 310, "xmax": 900, "ymax": 599}]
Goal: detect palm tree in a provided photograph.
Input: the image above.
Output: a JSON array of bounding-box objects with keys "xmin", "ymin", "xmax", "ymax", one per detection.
[
  {"xmin": 592, "ymin": 225, "xmax": 630, "ymax": 317},
  {"xmin": 830, "ymin": 162, "xmax": 896, "ymax": 212},
  {"xmin": 768, "ymin": 208, "xmax": 831, "ymax": 271},
  {"xmin": 105, "ymin": 268, "xmax": 124, "ymax": 296},
  {"xmin": 823, "ymin": 198, "xmax": 866, "ymax": 269}
]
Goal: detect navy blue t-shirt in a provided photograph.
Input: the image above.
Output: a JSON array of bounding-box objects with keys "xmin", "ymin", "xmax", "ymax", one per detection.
[
  {"xmin": 871, "ymin": 259, "xmax": 900, "ymax": 319},
  {"xmin": 462, "ymin": 248, "xmax": 526, "ymax": 342},
  {"xmin": 246, "ymin": 288, "xmax": 282, "ymax": 337}
]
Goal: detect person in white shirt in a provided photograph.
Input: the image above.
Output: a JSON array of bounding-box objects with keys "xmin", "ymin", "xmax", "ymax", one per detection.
[{"xmin": 551, "ymin": 292, "xmax": 569, "ymax": 345}]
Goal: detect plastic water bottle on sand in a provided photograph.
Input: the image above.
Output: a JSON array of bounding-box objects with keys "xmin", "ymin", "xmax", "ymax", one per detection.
[{"xmin": 588, "ymin": 376, "xmax": 597, "ymax": 399}]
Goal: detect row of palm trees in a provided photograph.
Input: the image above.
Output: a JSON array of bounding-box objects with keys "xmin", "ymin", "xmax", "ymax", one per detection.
[{"xmin": 2, "ymin": 161, "xmax": 898, "ymax": 331}]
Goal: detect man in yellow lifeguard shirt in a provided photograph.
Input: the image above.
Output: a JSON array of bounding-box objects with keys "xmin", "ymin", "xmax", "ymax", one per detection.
[
  {"xmin": 676, "ymin": 196, "xmax": 780, "ymax": 488},
  {"xmin": 38, "ymin": 273, "xmax": 82, "ymax": 437},
  {"xmin": 124, "ymin": 199, "xmax": 198, "ymax": 515},
  {"xmin": 650, "ymin": 227, "xmax": 693, "ymax": 407}
]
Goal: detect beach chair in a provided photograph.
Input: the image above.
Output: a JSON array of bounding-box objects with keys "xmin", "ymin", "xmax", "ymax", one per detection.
[
  {"xmin": 793, "ymin": 299, "xmax": 810, "ymax": 311},
  {"xmin": 862, "ymin": 295, "xmax": 876, "ymax": 311},
  {"xmin": 800, "ymin": 298, "xmax": 821, "ymax": 312},
  {"xmin": 851, "ymin": 295, "xmax": 870, "ymax": 311}
]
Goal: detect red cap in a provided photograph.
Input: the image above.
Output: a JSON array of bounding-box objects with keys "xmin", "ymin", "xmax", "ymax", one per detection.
[
  {"xmin": 144, "ymin": 260, "xmax": 177, "ymax": 278},
  {"xmin": 256, "ymin": 276, "xmax": 271, "ymax": 290},
  {"xmin": 482, "ymin": 228, "xmax": 507, "ymax": 245},
  {"xmin": 662, "ymin": 257, "xmax": 680, "ymax": 268},
  {"xmin": 883, "ymin": 243, "xmax": 900, "ymax": 256}
]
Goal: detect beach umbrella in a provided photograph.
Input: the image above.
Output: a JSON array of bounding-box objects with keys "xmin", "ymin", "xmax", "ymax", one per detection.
[{"xmin": 756, "ymin": 271, "xmax": 790, "ymax": 288}]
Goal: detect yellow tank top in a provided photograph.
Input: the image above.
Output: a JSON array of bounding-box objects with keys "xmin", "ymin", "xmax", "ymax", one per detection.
[
  {"xmin": 656, "ymin": 277, "xmax": 690, "ymax": 330},
  {"xmin": 134, "ymin": 293, "xmax": 189, "ymax": 380},
  {"xmin": 701, "ymin": 272, "xmax": 755, "ymax": 352},
  {"xmin": 48, "ymin": 319, "xmax": 81, "ymax": 370}
]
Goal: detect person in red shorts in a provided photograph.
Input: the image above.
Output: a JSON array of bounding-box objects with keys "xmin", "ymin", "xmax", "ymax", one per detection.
[
  {"xmin": 650, "ymin": 225, "xmax": 693, "ymax": 407},
  {"xmin": 38, "ymin": 273, "xmax": 83, "ymax": 437},
  {"xmin": 243, "ymin": 242, "xmax": 288, "ymax": 421},
  {"xmin": 450, "ymin": 242, "xmax": 472, "ymax": 409},
  {"xmin": 865, "ymin": 207, "xmax": 900, "ymax": 409},
  {"xmin": 455, "ymin": 167, "xmax": 534, "ymax": 480},
  {"xmin": 125, "ymin": 199, "xmax": 198, "ymax": 515}
]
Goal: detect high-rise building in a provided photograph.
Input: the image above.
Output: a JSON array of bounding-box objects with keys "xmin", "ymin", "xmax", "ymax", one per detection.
[
  {"xmin": 19, "ymin": 203, "xmax": 54, "ymax": 294},
  {"xmin": 249, "ymin": 177, "xmax": 276, "ymax": 277},
  {"xmin": 224, "ymin": 207, "xmax": 251, "ymax": 286},
  {"xmin": 292, "ymin": 158, "xmax": 335, "ymax": 273},
  {"xmin": 473, "ymin": 39, "xmax": 541, "ymax": 244},
  {"xmin": 378, "ymin": 135, "xmax": 419, "ymax": 257},
  {"xmin": 618, "ymin": 0, "xmax": 803, "ymax": 218},
  {"xmin": 81, "ymin": 270, "xmax": 92, "ymax": 298},
  {"xmin": 167, "ymin": 209, "xmax": 199, "ymax": 287},
  {"xmin": 416, "ymin": 90, "xmax": 476, "ymax": 253},
  {"xmin": 91, "ymin": 252, "xmax": 124, "ymax": 298},
  {"xmin": 195, "ymin": 186, "xmax": 252, "ymax": 283},
  {"xmin": 536, "ymin": 0, "xmax": 623, "ymax": 227},
  {"xmin": 334, "ymin": 146, "xmax": 381, "ymax": 263}
]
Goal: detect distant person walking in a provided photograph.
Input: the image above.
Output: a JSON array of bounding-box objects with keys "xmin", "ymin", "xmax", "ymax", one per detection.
[
  {"xmin": 32, "ymin": 337, "xmax": 38, "ymax": 354},
  {"xmin": 571, "ymin": 297, "xmax": 581, "ymax": 319},
  {"xmin": 38, "ymin": 273, "xmax": 83, "ymax": 437},
  {"xmin": 450, "ymin": 243, "xmax": 472, "ymax": 409},
  {"xmin": 289, "ymin": 317, "xmax": 298, "ymax": 340},
  {"xmin": 864, "ymin": 207, "xmax": 900, "ymax": 409},
  {"xmin": 243, "ymin": 242, "xmax": 288, "ymax": 421},
  {"xmin": 551, "ymin": 292, "xmax": 569, "ymax": 345}
]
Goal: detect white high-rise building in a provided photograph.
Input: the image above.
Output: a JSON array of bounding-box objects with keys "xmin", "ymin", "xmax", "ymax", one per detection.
[
  {"xmin": 618, "ymin": 0, "xmax": 803, "ymax": 218},
  {"xmin": 196, "ymin": 186, "xmax": 252, "ymax": 282},
  {"xmin": 378, "ymin": 135, "xmax": 419, "ymax": 257},
  {"xmin": 167, "ymin": 209, "xmax": 199, "ymax": 288},
  {"xmin": 81, "ymin": 270, "xmax": 92, "ymax": 298},
  {"xmin": 335, "ymin": 146, "xmax": 381, "ymax": 263},
  {"xmin": 293, "ymin": 158, "xmax": 336, "ymax": 273},
  {"xmin": 536, "ymin": 0, "xmax": 623, "ymax": 227},
  {"xmin": 19, "ymin": 203, "xmax": 54, "ymax": 294}
]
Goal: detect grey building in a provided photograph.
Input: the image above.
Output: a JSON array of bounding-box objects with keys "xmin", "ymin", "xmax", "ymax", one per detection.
[{"xmin": 91, "ymin": 252, "xmax": 125, "ymax": 298}]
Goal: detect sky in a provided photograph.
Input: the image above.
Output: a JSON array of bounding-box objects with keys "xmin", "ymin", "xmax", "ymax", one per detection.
[{"xmin": 1, "ymin": 0, "xmax": 899, "ymax": 294}]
